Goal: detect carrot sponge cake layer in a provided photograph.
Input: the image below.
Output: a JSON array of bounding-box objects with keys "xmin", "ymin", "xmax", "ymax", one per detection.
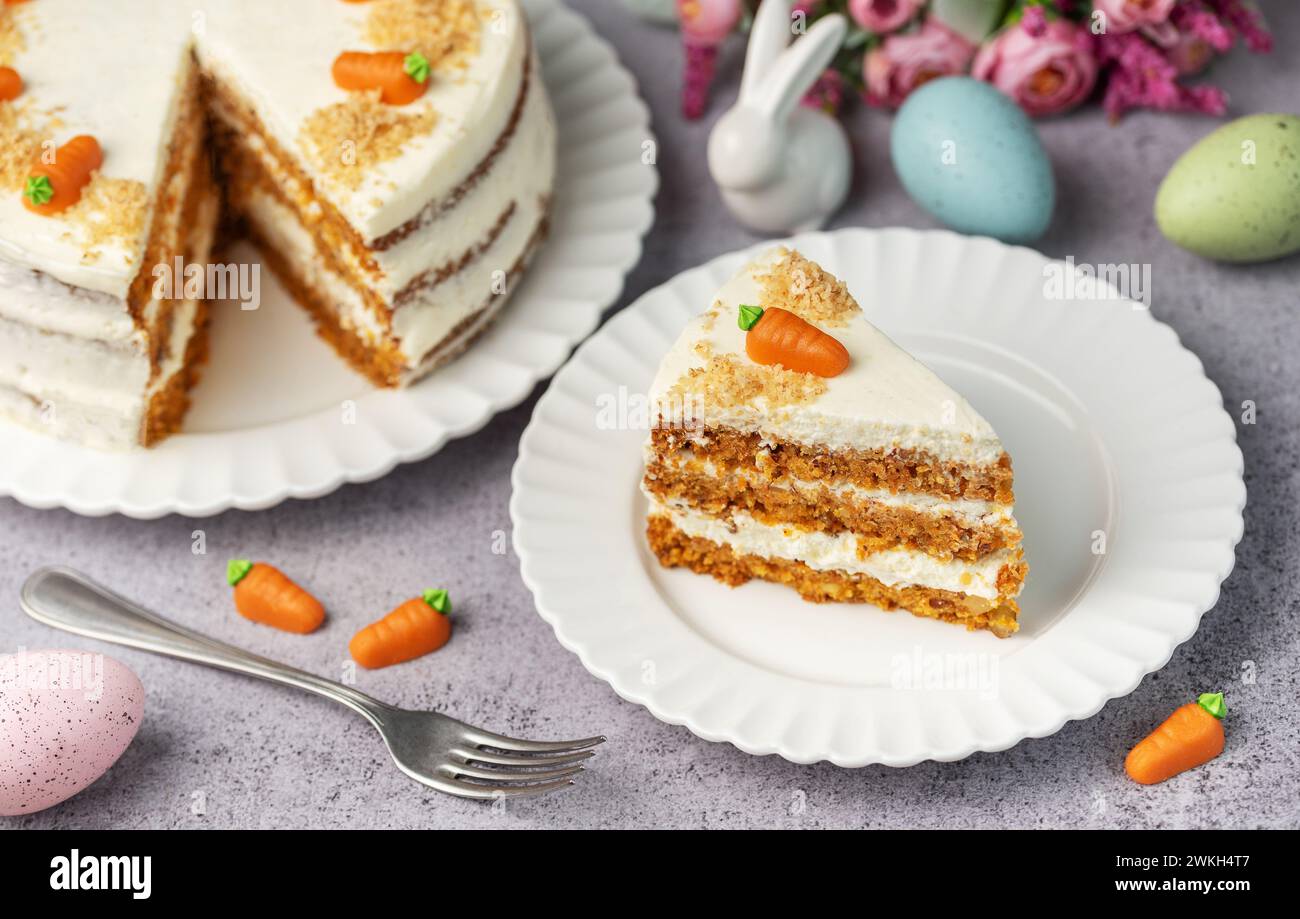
[
  {"xmin": 0, "ymin": 0, "xmax": 554, "ymax": 449},
  {"xmin": 641, "ymin": 248, "xmax": 1027, "ymax": 637}
]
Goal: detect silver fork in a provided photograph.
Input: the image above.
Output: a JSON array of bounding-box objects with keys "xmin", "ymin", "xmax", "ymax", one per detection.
[{"xmin": 19, "ymin": 567, "xmax": 604, "ymax": 801}]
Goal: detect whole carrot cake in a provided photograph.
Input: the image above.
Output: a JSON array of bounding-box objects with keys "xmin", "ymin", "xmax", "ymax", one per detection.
[
  {"xmin": 642, "ymin": 248, "xmax": 1028, "ymax": 637},
  {"xmin": 0, "ymin": 0, "xmax": 554, "ymax": 449}
]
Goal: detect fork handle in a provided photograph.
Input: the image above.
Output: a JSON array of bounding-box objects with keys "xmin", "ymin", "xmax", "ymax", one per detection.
[{"xmin": 20, "ymin": 567, "xmax": 388, "ymax": 726}]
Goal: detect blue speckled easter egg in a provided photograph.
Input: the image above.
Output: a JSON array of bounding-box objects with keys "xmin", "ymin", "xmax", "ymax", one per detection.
[{"xmin": 891, "ymin": 77, "xmax": 1055, "ymax": 243}]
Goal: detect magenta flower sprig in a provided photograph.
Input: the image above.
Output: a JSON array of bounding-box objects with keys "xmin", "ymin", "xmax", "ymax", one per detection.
[
  {"xmin": 1206, "ymin": 0, "xmax": 1273, "ymax": 53},
  {"xmin": 1090, "ymin": 0, "xmax": 1272, "ymax": 120},
  {"xmin": 1095, "ymin": 29, "xmax": 1226, "ymax": 120},
  {"xmin": 677, "ymin": 0, "xmax": 744, "ymax": 120}
]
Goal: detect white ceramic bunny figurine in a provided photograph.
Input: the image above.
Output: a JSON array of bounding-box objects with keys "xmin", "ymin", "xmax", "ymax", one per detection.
[{"xmin": 707, "ymin": 0, "xmax": 850, "ymax": 234}]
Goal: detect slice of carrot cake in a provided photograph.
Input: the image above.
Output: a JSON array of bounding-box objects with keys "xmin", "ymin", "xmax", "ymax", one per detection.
[{"xmin": 641, "ymin": 247, "xmax": 1027, "ymax": 637}]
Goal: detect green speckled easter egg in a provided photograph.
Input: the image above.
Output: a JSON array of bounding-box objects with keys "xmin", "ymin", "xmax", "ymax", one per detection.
[{"xmin": 1155, "ymin": 114, "xmax": 1300, "ymax": 263}]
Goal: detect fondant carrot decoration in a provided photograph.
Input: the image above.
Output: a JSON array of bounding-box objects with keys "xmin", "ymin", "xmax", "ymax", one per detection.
[
  {"xmin": 331, "ymin": 50, "xmax": 431, "ymax": 105},
  {"xmin": 0, "ymin": 67, "xmax": 22, "ymax": 102},
  {"xmin": 349, "ymin": 589, "xmax": 452, "ymax": 669},
  {"xmin": 22, "ymin": 135, "xmax": 102, "ymax": 216},
  {"xmin": 1125, "ymin": 692, "xmax": 1226, "ymax": 785},
  {"xmin": 227, "ymin": 560, "xmax": 325, "ymax": 634},
  {"xmin": 738, "ymin": 304, "xmax": 849, "ymax": 377}
]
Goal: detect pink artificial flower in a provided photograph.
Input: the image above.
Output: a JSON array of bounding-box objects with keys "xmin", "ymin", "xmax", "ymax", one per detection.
[
  {"xmin": 1092, "ymin": 0, "xmax": 1178, "ymax": 35},
  {"xmin": 677, "ymin": 0, "xmax": 743, "ymax": 119},
  {"xmin": 863, "ymin": 17, "xmax": 976, "ymax": 109},
  {"xmin": 1166, "ymin": 32, "xmax": 1215, "ymax": 75},
  {"xmin": 847, "ymin": 0, "xmax": 925, "ymax": 35},
  {"xmin": 678, "ymin": 0, "xmax": 742, "ymax": 44},
  {"xmin": 1020, "ymin": 6, "xmax": 1049, "ymax": 38},
  {"xmin": 973, "ymin": 19, "xmax": 1098, "ymax": 116},
  {"xmin": 1144, "ymin": 21, "xmax": 1215, "ymax": 75},
  {"xmin": 1170, "ymin": 2, "xmax": 1234, "ymax": 54}
]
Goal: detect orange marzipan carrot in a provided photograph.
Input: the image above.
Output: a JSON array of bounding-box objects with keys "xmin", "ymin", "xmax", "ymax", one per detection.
[
  {"xmin": 738, "ymin": 304, "xmax": 850, "ymax": 378},
  {"xmin": 0, "ymin": 66, "xmax": 22, "ymax": 102},
  {"xmin": 227, "ymin": 560, "xmax": 325, "ymax": 634},
  {"xmin": 331, "ymin": 50, "xmax": 430, "ymax": 106},
  {"xmin": 22, "ymin": 135, "xmax": 102, "ymax": 216},
  {"xmin": 349, "ymin": 589, "xmax": 452, "ymax": 669},
  {"xmin": 1125, "ymin": 692, "xmax": 1226, "ymax": 785}
]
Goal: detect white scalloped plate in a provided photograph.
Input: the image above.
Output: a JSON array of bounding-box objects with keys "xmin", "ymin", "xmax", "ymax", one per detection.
[
  {"xmin": 511, "ymin": 228, "xmax": 1246, "ymax": 767},
  {"xmin": 0, "ymin": 0, "xmax": 656, "ymax": 519}
]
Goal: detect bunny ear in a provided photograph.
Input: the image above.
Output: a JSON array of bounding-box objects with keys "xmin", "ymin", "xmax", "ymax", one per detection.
[
  {"xmin": 739, "ymin": 0, "xmax": 796, "ymax": 105},
  {"xmin": 749, "ymin": 13, "xmax": 847, "ymax": 123}
]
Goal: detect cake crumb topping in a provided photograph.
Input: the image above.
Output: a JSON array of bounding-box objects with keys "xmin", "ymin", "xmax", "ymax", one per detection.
[
  {"xmin": 757, "ymin": 248, "xmax": 860, "ymax": 327},
  {"xmin": 300, "ymin": 92, "xmax": 437, "ymax": 191},
  {"xmin": 364, "ymin": 0, "xmax": 482, "ymax": 72},
  {"xmin": 672, "ymin": 347, "xmax": 827, "ymax": 412},
  {"xmin": 0, "ymin": 105, "xmax": 42, "ymax": 191},
  {"xmin": 0, "ymin": 6, "xmax": 25, "ymax": 67},
  {"xmin": 698, "ymin": 299, "xmax": 720, "ymax": 332},
  {"xmin": 62, "ymin": 176, "xmax": 148, "ymax": 252}
]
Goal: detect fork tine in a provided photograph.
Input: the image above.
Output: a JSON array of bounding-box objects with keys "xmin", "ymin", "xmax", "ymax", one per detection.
[
  {"xmin": 445, "ymin": 762, "xmax": 586, "ymax": 784},
  {"xmin": 452, "ymin": 747, "xmax": 597, "ymax": 769},
  {"xmin": 462, "ymin": 727, "xmax": 607, "ymax": 755}
]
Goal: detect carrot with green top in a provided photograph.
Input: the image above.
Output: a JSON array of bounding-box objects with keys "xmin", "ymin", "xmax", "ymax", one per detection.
[
  {"xmin": 0, "ymin": 66, "xmax": 22, "ymax": 102},
  {"xmin": 331, "ymin": 50, "xmax": 431, "ymax": 105},
  {"xmin": 738, "ymin": 304, "xmax": 849, "ymax": 378},
  {"xmin": 227, "ymin": 560, "xmax": 325, "ymax": 634},
  {"xmin": 22, "ymin": 135, "xmax": 102, "ymax": 216},
  {"xmin": 350, "ymin": 589, "xmax": 452, "ymax": 669},
  {"xmin": 1125, "ymin": 692, "xmax": 1226, "ymax": 785}
]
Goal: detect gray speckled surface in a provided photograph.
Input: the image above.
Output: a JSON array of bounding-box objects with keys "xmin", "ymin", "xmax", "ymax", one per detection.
[{"xmin": 3, "ymin": 0, "xmax": 1299, "ymax": 829}]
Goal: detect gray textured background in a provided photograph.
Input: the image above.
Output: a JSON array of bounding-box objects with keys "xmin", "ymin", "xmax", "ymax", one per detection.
[{"xmin": 3, "ymin": 0, "xmax": 1298, "ymax": 829}]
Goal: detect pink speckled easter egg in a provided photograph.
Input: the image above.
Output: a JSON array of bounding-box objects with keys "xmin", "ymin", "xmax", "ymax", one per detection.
[{"xmin": 0, "ymin": 650, "xmax": 144, "ymax": 816}]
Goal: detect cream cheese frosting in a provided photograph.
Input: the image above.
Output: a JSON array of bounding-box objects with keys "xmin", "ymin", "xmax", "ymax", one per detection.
[
  {"xmin": 0, "ymin": 295, "xmax": 202, "ymax": 449},
  {"xmin": 647, "ymin": 248, "xmax": 1006, "ymax": 467}
]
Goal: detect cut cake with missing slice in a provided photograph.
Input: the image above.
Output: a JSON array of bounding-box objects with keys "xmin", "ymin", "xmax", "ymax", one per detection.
[
  {"xmin": 0, "ymin": 0, "xmax": 554, "ymax": 449},
  {"xmin": 641, "ymin": 247, "xmax": 1027, "ymax": 637}
]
